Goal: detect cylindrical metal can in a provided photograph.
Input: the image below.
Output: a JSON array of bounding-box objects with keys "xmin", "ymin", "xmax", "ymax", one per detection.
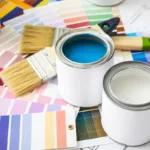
[
  {"xmin": 101, "ymin": 61, "xmax": 150, "ymax": 146},
  {"xmin": 55, "ymin": 29, "xmax": 114, "ymax": 107},
  {"xmin": 88, "ymin": 0, "xmax": 124, "ymax": 6}
]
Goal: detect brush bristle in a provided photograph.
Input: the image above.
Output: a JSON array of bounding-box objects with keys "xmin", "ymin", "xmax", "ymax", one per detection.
[
  {"xmin": 20, "ymin": 24, "xmax": 55, "ymax": 54},
  {"xmin": 0, "ymin": 60, "xmax": 42, "ymax": 97}
]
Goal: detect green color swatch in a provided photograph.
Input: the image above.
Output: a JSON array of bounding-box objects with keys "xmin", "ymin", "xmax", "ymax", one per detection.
[{"xmin": 76, "ymin": 110, "xmax": 106, "ymax": 141}]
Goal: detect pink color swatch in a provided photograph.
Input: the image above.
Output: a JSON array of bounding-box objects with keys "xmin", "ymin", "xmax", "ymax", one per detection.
[
  {"xmin": 10, "ymin": 100, "xmax": 28, "ymax": 114},
  {"xmin": 37, "ymin": 95, "xmax": 52, "ymax": 104}
]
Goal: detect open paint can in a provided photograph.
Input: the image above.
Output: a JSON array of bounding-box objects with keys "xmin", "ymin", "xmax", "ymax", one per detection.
[
  {"xmin": 55, "ymin": 29, "xmax": 114, "ymax": 107},
  {"xmin": 101, "ymin": 61, "xmax": 150, "ymax": 146},
  {"xmin": 88, "ymin": 0, "xmax": 124, "ymax": 6}
]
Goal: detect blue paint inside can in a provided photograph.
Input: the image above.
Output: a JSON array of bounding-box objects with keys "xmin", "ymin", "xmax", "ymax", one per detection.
[{"xmin": 62, "ymin": 34, "xmax": 107, "ymax": 63}]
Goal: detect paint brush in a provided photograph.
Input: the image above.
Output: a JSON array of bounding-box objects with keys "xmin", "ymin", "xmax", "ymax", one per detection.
[
  {"xmin": 0, "ymin": 18, "xmax": 120, "ymax": 97},
  {"xmin": 20, "ymin": 25, "xmax": 55, "ymax": 54},
  {"xmin": 112, "ymin": 36, "xmax": 150, "ymax": 51},
  {"xmin": 20, "ymin": 18, "xmax": 120, "ymax": 54},
  {"xmin": 0, "ymin": 47, "xmax": 56, "ymax": 97},
  {"xmin": 91, "ymin": 18, "xmax": 150, "ymax": 51},
  {"xmin": 20, "ymin": 24, "xmax": 73, "ymax": 54}
]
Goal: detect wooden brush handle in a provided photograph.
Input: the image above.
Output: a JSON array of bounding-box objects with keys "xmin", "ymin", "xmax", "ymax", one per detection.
[{"xmin": 112, "ymin": 36, "xmax": 150, "ymax": 51}]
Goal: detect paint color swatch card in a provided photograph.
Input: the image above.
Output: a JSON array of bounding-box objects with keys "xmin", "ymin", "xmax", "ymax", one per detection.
[
  {"xmin": 0, "ymin": 83, "xmax": 68, "ymax": 106},
  {"xmin": 0, "ymin": 0, "xmax": 50, "ymax": 24},
  {"xmin": 0, "ymin": 97, "xmax": 65, "ymax": 116},
  {"xmin": 0, "ymin": 107, "xmax": 77, "ymax": 150},
  {"xmin": 4, "ymin": 13, "xmax": 44, "ymax": 34},
  {"xmin": 0, "ymin": 26, "xmax": 22, "ymax": 54}
]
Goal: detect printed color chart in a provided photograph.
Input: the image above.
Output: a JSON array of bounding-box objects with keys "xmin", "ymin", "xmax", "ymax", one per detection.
[
  {"xmin": 0, "ymin": 108, "xmax": 77, "ymax": 150},
  {"xmin": 76, "ymin": 109, "xmax": 106, "ymax": 141}
]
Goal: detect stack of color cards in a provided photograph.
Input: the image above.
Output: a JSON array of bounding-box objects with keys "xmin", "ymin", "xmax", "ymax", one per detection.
[
  {"xmin": 0, "ymin": 0, "xmax": 50, "ymax": 25},
  {"xmin": 0, "ymin": 108, "xmax": 77, "ymax": 150}
]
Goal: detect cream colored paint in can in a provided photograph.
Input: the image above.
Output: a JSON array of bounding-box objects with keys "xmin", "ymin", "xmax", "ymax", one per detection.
[{"xmin": 101, "ymin": 61, "xmax": 150, "ymax": 146}]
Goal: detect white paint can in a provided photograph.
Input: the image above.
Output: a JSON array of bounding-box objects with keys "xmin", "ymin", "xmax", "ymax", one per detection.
[
  {"xmin": 55, "ymin": 29, "xmax": 114, "ymax": 107},
  {"xmin": 88, "ymin": 0, "xmax": 124, "ymax": 6},
  {"xmin": 101, "ymin": 61, "xmax": 150, "ymax": 146}
]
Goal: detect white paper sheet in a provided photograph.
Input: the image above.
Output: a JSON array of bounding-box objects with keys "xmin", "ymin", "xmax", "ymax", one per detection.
[{"xmin": 119, "ymin": 0, "xmax": 150, "ymax": 33}]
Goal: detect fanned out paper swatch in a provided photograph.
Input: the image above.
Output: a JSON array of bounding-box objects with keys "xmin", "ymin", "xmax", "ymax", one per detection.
[
  {"xmin": 0, "ymin": 107, "xmax": 77, "ymax": 150},
  {"xmin": 0, "ymin": 0, "xmax": 50, "ymax": 24},
  {"xmin": 0, "ymin": 83, "xmax": 68, "ymax": 105},
  {"xmin": 0, "ymin": 97, "xmax": 65, "ymax": 116}
]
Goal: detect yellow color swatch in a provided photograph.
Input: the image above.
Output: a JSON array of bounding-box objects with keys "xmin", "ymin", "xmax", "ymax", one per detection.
[
  {"xmin": 45, "ymin": 112, "xmax": 55, "ymax": 149},
  {"xmin": 0, "ymin": 2, "xmax": 16, "ymax": 19},
  {"xmin": 37, "ymin": 0, "xmax": 50, "ymax": 7},
  {"xmin": 10, "ymin": 0, "xmax": 33, "ymax": 9}
]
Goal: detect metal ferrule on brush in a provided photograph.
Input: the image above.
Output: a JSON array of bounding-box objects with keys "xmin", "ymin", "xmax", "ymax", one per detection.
[{"xmin": 27, "ymin": 49, "xmax": 56, "ymax": 83}]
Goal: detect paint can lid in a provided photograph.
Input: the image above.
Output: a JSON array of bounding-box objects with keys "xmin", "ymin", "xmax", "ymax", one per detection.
[{"xmin": 103, "ymin": 61, "xmax": 150, "ymax": 111}]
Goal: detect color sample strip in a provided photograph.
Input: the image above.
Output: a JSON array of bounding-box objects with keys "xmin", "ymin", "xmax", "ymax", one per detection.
[
  {"xmin": 0, "ymin": 27, "xmax": 19, "ymax": 48},
  {"xmin": 112, "ymin": 7, "xmax": 126, "ymax": 36},
  {"xmin": 1, "ymin": 0, "xmax": 48, "ymax": 24},
  {"xmin": 10, "ymin": 0, "xmax": 33, "ymax": 9},
  {"xmin": 76, "ymin": 109, "xmax": 106, "ymax": 141},
  {"xmin": 0, "ymin": 26, "xmax": 14, "ymax": 38},
  {"xmin": 81, "ymin": 0, "xmax": 113, "ymax": 26},
  {"xmin": 4, "ymin": 13, "xmax": 36, "ymax": 26},
  {"xmin": 0, "ymin": 30, "xmax": 17, "ymax": 44},
  {"xmin": 47, "ymin": 104, "xmax": 62, "ymax": 111},
  {"xmin": 37, "ymin": 95, "xmax": 52, "ymax": 104},
  {"xmin": 37, "ymin": 0, "xmax": 50, "ymax": 7},
  {"xmin": 0, "ymin": 97, "xmax": 64, "ymax": 116},
  {"xmin": 10, "ymin": 101, "xmax": 28, "ymax": 115},
  {"xmin": 132, "ymin": 52, "xmax": 148, "ymax": 63},
  {"xmin": 1, "ymin": 7, "xmax": 23, "ymax": 24},
  {"xmin": 55, "ymin": 0, "xmax": 90, "ymax": 28},
  {"xmin": 0, "ymin": 109, "xmax": 76, "ymax": 149},
  {"xmin": 8, "ymin": 17, "xmax": 44, "ymax": 33},
  {"xmin": 0, "ymin": 98, "xmax": 11, "ymax": 115},
  {"xmin": 31, "ymin": 112, "xmax": 45, "ymax": 149},
  {"xmin": 56, "ymin": 110, "xmax": 67, "ymax": 148},
  {"xmin": 145, "ymin": 52, "xmax": 150, "ymax": 63},
  {"xmin": 29, "ymin": 103, "xmax": 45, "ymax": 113},
  {"xmin": 9, "ymin": 115, "xmax": 20, "ymax": 150},
  {"xmin": 0, "ymin": 1, "xmax": 16, "ymax": 19},
  {"xmin": 0, "ymin": 116, "xmax": 9, "ymax": 150},
  {"xmin": 0, "ymin": 35, "xmax": 21, "ymax": 54},
  {"xmin": 67, "ymin": 22, "xmax": 90, "ymax": 28},
  {"xmin": 21, "ymin": 114, "xmax": 31, "ymax": 150},
  {"xmin": 122, "ymin": 51, "xmax": 133, "ymax": 61},
  {"xmin": 45, "ymin": 112, "xmax": 55, "ymax": 149},
  {"xmin": 0, "ymin": 51, "xmax": 14, "ymax": 68},
  {"xmin": 0, "ymin": 83, "xmax": 67, "ymax": 106}
]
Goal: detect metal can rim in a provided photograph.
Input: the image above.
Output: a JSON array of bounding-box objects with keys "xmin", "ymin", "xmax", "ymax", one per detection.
[
  {"xmin": 55, "ymin": 29, "xmax": 115, "ymax": 69},
  {"xmin": 103, "ymin": 61, "xmax": 150, "ymax": 111}
]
